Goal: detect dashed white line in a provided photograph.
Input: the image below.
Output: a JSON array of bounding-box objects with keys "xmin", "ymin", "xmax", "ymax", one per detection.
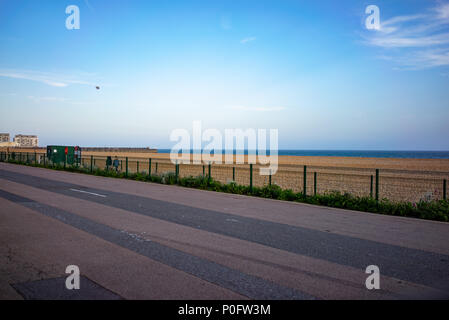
[{"xmin": 69, "ymin": 188, "xmax": 107, "ymax": 198}]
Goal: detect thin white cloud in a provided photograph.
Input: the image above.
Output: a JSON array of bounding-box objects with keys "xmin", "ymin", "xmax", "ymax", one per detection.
[
  {"xmin": 381, "ymin": 14, "xmax": 425, "ymax": 27},
  {"xmin": 0, "ymin": 71, "xmax": 68, "ymax": 87},
  {"xmin": 435, "ymin": 2, "xmax": 449, "ymax": 19},
  {"xmin": 395, "ymin": 49, "xmax": 449, "ymax": 69},
  {"xmin": 240, "ymin": 37, "xmax": 256, "ymax": 44},
  {"xmin": 229, "ymin": 105, "xmax": 286, "ymax": 112},
  {"xmin": 377, "ymin": 14, "xmax": 430, "ymax": 34},
  {"xmin": 362, "ymin": 3, "xmax": 449, "ymax": 69},
  {"xmin": 0, "ymin": 69, "xmax": 99, "ymax": 88},
  {"xmin": 26, "ymin": 95, "xmax": 98, "ymax": 106},
  {"xmin": 369, "ymin": 33, "xmax": 449, "ymax": 48},
  {"xmin": 27, "ymin": 96, "xmax": 67, "ymax": 103}
]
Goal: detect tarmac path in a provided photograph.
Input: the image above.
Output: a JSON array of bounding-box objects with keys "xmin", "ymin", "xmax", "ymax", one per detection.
[{"xmin": 1, "ymin": 162, "xmax": 448, "ymax": 299}]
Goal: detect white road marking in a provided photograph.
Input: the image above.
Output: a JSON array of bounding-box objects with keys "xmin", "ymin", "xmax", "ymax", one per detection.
[{"xmin": 69, "ymin": 188, "xmax": 107, "ymax": 198}]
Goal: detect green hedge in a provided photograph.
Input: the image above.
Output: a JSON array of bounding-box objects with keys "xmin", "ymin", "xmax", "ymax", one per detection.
[{"xmin": 4, "ymin": 158, "xmax": 449, "ymax": 222}]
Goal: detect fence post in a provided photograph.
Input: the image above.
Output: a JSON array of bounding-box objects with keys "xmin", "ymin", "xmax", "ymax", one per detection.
[
  {"xmin": 27, "ymin": 152, "xmax": 29, "ymax": 164},
  {"xmin": 233, "ymin": 167, "xmax": 236, "ymax": 181},
  {"xmin": 43, "ymin": 154, "xmax": 46, "ymax": 166},
  {"xmin": 175, "ymin": 161, "xmax": 179, "ymax": 182},
  {"xmin": 155, "ymin": 162, "xmax": 158, "ymax": 173},
  {"xmin": 125, "ymin": 157, "xmax": 128, "ymax": 177},
  {"xmin": 64, "ymin": 154, "xmax": 67, "ymax": 169},
  {"xmin": 375, "ymin": 169, "xmax": 379, "ymax": 202},
  {"xmin": 208, "ymin": 163, "xmax": 211, "ymax": 183},
  {"xmin": 90, "ymin": 155, "xmax": 93, "ymax": 173},
  {"xmin": 149, "ymin": 158, "xmax": 152, "ymax": 176},
  {"xmin": 137, "ymin": 161, "xmax": 139, "ymax": 173},
  {"xmin": 203, "ymin": 165, "xmax": 205, "ymax": 176},
  {"xmin": 34, "ymin": 152, "xmax": 37, "ymax": 165},
  {"xmin": 269, "ymin": 169, "xmax": 272, "ymax": 186},
  {"xmin": 250, "ymin": 164, "xmax": 253, "ymax": 192},
  {"xmin": 303, "ymin": 165, "xmax": 307, "ymax": 197},
  {"xmin": 370, "ymin": 175, "xmax": 373, "ymax": 198},
  {"xmin": 314, "ymin": 172, "xmax": 317, "ymax": 196},
  {"xmin": 444, "ymin": 179, "xmax": 447, "ymax": 201}
]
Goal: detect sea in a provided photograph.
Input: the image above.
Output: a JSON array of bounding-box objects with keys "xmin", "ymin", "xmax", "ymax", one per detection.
[{"xmin": 157, "ymin": 149, "xmax": 449, "ymax": 159}]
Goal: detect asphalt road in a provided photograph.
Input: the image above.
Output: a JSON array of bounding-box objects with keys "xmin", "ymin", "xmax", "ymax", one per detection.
[{"xmin": 1, "ymin": 162, "xmax": 448, "ymax": 299}]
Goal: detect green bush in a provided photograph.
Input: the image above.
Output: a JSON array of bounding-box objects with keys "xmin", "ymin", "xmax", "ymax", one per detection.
[
  {"xmin": 179, "ymin": 175, "xmax": 209, "ymax": 188},
  {"xmin": 161, "ymin": 172, "xmax": 177, "ymax": 185}
]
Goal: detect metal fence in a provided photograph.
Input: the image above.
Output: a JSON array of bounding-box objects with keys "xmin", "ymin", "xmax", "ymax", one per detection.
[{"xmin": 0, "ymin": 151, "xmax": 447, "ymax": 203}]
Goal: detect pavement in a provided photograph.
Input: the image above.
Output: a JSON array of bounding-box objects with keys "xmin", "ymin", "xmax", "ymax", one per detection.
[{"xmin": 0, "ymin": 162, "xmax": 448, "ymax": 300}]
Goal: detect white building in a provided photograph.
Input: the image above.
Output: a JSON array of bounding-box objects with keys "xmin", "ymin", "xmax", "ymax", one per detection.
[
  {"xmin": 0, "ymin": 133, "xmax": 10, "ymax": 143},
  {"xmin": 13, "ymin": 134, "xmax": 39, "ymax": 147}
]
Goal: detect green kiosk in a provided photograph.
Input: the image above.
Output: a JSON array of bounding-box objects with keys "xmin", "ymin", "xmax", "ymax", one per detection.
[{"xmin": 47, "ymin": 145, "xmax": 82, "ymax": 165}]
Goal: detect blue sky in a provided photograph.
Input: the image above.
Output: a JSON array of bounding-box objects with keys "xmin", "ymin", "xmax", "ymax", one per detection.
[{"xmin": 0, "ymin": 0, "xmax": 448, "ymax": 150}]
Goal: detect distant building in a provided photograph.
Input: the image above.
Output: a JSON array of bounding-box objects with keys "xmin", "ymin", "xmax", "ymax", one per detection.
[
  {"xmin": 13, "ymin": 134, "xmax": 39, "ymax": 147},
  {"xmin": 0, "ymin": 133, "xmax": 10, "ymax": 143},
  {"xmin": 0, "ymin": 141, "xmax": 19, "ymax": 147}
]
